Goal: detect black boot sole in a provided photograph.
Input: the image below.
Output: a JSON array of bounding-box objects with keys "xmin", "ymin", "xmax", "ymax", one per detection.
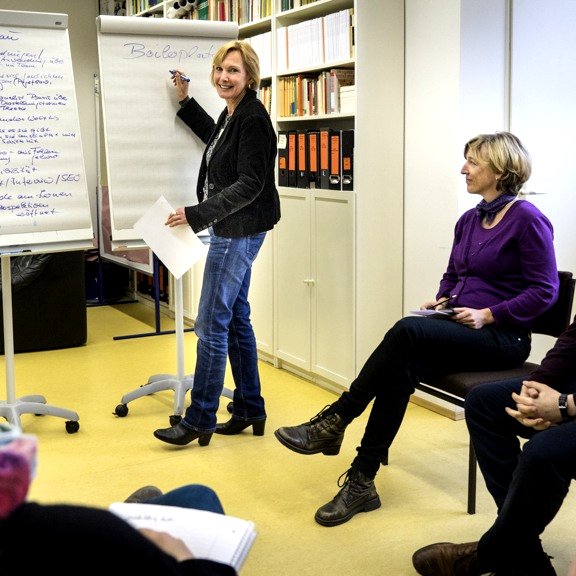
[{"xmin": 314, "ymin": 495, "xmax": 382, "ymax": 527}]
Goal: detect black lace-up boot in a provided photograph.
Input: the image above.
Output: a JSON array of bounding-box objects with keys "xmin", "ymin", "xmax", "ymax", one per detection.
[
  {"xmin": 274, "ymin": 404, "xmax": 349, "ymax": 455},
  {"xmin": 314, "ymin": 467, "xmax": 381, "ymax": 526}
]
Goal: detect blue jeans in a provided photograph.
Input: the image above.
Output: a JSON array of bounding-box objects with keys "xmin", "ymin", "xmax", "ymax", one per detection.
[
  {"xmin": 182, "ymin": 230, "xmax": 266, "ymax": 432},
  {"xmin": 466, "ymin": 379, "xmax": 576, "ymax": 572},
  {"xmin": 146, "ymin": 484, "xmax": 225, "ymax": 514},
  {"xmin": 334, "ymin": 316, "xmax": 531, "ymax": 478}
]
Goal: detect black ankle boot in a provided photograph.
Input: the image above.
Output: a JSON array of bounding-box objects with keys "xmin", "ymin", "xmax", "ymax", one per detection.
[
  {"xmin": 153, "ymin": 422, "xmax": 212, "ymax": 446},
  {"xmin": 215, "ymin": 417, "xmax": 266, "ymax": 436},
  {"xmin": 274, "ymin": 405, "xmax": 349, "ymax": 455},
  {"xmin": 314, "ymin": 468, "xmax": 381, "ymax": 527}
]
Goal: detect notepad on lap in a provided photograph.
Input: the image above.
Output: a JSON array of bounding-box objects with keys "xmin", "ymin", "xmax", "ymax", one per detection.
[
  {"xmin": 108, "ymin": 502, "xmax": 256, "ymax": 571},
  {"xmin": 410, "ymin": 309, "xmax": 456, "ymax": 318}
]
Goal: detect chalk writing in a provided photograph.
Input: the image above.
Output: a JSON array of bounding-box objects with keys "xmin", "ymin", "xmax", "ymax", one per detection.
[{"xmin": 0, "ymin": 19, "xmax": 91, "ymax": 239}]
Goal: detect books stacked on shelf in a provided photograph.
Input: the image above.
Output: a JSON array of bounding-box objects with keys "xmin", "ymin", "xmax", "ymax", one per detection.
[
  {"xmin": 330, "ymin": 68, "xmax": 354, "ymax": 113},
  {"xmin": 245, "ymin": 31, "xmax": 272, "ymax": 78},
  {"xmin": 129, "ymin": 0, "xmax": 160, "ymax": 14},
  {"xmin": 339, "ymin": 84, "xmax": 355, "ymax": 114},
  {"xmin": 277, "ymin": 8, "xmax": 354, "ymax": 74},
  {"xmin": 277, "ymin": 128, "xmax": 354, "ymax": 191},
  {"xmin": 280, "ymin": 0, "xmax": 320, "ymax": 10},
  {"xmin": 257, "ymin": 84, "xmax": 272, "ymax": 114},
  {"xmin": 278, "ymin": 68, "xmax": 353, "ymax": 117},
  {"xmin": 201, "ymin": 0, "xmax": 272, "ymax": 23}
]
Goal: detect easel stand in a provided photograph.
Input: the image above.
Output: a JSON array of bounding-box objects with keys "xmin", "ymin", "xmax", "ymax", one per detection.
[
  {"xmin": 113, "ymin": 254, "xmax": 194, "ymax": 340},
  {"xmin": 0, "ymin": 255, "xmax": 80, "ymax": 433},
  {"xmin": 113, "ymin": 272, "xmax": 232, "ymax": 426}
]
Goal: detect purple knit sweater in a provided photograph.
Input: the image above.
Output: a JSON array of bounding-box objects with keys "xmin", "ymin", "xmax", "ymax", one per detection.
[{"xmin": 436, "ymin": 200, "xmax": 558, "ymax": 330}]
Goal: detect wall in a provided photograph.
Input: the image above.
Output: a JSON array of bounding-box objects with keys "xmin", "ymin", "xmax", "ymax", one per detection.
[
  {"xmin": 1, "ymin": 0, "xmax": 99, "ymax": 236},
  {"xmin": 404, "ymin": 0, "xmax": 508, "ymax": 316}
]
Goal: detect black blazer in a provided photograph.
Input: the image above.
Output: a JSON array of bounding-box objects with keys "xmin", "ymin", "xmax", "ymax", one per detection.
[{"xmin": 178, "ymin": 90, "xmax": 280, "ymax": 238}]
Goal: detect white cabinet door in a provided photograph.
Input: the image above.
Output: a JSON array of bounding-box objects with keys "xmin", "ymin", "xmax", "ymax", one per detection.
[
  {"xmin": 275, "ymin": 190, "xmax": 312, "ymax": 370},
  {"xmin": 250, "ymin": 233, "xmax": 274, "ymax": 356},
  {"xmin": 274, "ymin": 189, "xmax": 355, "ymax": 385},
  {"xmin": 312, "ymin": 191, "xmax": 355, "ymax": 387}
]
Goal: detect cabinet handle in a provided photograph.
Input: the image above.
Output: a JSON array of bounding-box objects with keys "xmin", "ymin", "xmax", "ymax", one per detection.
[{"xmin": 303, "ymin": 279, "xmax": 315, "ymax": 285}]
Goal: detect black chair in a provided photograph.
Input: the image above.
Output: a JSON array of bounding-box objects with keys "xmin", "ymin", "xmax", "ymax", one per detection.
[{"xmin": 415, "ymin": 271, "xmax": 576, "ymax": 514}]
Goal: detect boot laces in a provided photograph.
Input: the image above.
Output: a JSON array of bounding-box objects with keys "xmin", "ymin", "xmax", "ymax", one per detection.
[
  {"xmin": 309, "ymin": 405, "xmax": 334, "ymax": 424},
  {"xmin": 337, "ymin": 468, "xmax": 352, "ymax": 488}
]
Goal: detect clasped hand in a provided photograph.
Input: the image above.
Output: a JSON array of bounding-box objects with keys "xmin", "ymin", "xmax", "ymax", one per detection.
[{"xmin": 505, "ymin": 380, "xmax": 561, "ymax": 430}]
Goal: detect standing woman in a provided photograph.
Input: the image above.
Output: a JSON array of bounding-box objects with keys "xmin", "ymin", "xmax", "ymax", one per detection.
[
  {"xmin": 154, "ymin": 41, "xmax": 280, "ymax": 447},
  {"xmin": 275, "ymin": 132, "xmax": 559, "ymax": 526}
]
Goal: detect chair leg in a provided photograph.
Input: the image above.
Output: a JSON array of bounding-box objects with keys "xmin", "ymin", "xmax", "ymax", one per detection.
[{"xmin": 467, "ymin": 440, "xmax": 477, "ymax": 514}]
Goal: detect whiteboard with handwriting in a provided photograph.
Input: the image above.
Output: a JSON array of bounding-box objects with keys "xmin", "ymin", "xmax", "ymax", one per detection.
[
  {"xmin": 0, "ymin": 10, "xmax": 93, "ymax": 253},
  {"xmin": 96, "ymin": 16, "xmax": 237, "ymax": 249}
]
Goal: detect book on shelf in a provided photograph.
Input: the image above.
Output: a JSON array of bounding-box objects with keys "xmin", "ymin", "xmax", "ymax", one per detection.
[
  {"xmin": 339, "ymin": 84, "xmax": 356, "ymax": 114},
  {"xmin": 109, "ymin": 502, "xmax": 256, "ymax": 572},
  {"xmin": 195, "ymin": 0, "xmax": 209, "ymax": 19},
  {"xmin": 330, "ymin": 68, "xmax": 355, "ymax": 114}
]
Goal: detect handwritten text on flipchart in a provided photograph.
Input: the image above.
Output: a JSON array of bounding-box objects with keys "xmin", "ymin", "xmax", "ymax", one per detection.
[{"xmin": 0, "ymin": 28, "xmax": 87, "ymax": 228}]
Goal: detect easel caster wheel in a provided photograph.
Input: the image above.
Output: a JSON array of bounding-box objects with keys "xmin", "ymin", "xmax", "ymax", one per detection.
[
  {"xmin": 114, "ymin": 404, "xmax": 129, "ymax": 417},
  {"xmin": 227, "ymin": 402, "xmax": 233, "ymax": 414},
  {"xmin": 65, "ymin": 421, "xmax": 80, "ymax": 434},
  {"xmin": 169, "ymin": 414, "xmax": 182, "ymax": 426}
]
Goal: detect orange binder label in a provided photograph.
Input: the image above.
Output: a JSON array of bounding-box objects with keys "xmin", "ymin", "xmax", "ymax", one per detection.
[
  {"xmin": 298, "ymin": 133, "xmax": 306, "ymax": 167},
  {"xmin": 330, "ymin": 134, "xmax": 340, "ymax": 174},
  {"xmin": 343, "ymin": 157, "xmax": 351, "ymax": 170},
  {"xmin": 320, "ymin": 131, "xmax": 329, "ymax": 170},
  {"xmin": 309, "ymin": 133, "xmax": 318, "ymax": 172},
  {"xmin": 288, "ymin": 133, "xmax": 296, "ymax": 171},
  {"xmin": 279, "ymin": 157, "xmax": 287, "ymax": 169}
]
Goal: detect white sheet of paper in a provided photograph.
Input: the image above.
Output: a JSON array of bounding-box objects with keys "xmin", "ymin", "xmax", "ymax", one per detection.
[{"xmin": 133, "ymin": 196, "xmax": 208, "ymax": 279}]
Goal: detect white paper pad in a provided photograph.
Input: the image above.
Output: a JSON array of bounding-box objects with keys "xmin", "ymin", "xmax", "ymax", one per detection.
[{"xmin": 134, "ymin": 196, "xmax": 208, "ymax": 279}]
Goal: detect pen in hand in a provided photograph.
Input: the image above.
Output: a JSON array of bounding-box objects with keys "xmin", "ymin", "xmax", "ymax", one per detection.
[
  {"xmin": 427, "ymin": 295, "xmax": 456, "ymax": 310},
  {"xmin": 169, "ymin": 70, "xmax": 190, "ymax": 83}
]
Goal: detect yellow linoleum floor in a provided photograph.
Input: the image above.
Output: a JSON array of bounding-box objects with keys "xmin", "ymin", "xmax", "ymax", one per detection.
[{"xmin": 2, "ymin": 302, "xmax": 576, "ymax": 575}]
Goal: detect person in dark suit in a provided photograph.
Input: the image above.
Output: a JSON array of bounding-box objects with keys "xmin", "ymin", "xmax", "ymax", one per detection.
[{"xmin": 154, "ymin": 41, "xmax": 280, "ymax": 448}]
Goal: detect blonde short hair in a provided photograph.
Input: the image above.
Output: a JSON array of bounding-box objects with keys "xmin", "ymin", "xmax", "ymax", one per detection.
[
  {"xmin": 464, "ymin": 132, "xmax": 532, "ymax": 195},
  {"xmin": 210, "ymin": 40, "xmax": 260, "ymax": 90}
]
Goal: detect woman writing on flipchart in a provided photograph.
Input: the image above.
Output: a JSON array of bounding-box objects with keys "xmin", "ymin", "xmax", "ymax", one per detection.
[{"xmin": 154, "ymin": 41, "xmax": 280, "ymax": 448}]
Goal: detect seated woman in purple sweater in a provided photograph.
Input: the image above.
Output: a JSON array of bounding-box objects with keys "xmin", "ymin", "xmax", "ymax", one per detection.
[{"xmin": 274, "ymin": 131, "xmax": 559, "ymax": 527}]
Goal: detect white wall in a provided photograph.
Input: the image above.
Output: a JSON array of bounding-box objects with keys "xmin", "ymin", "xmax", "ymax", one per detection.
[
  {"xmin": 404, "ymin": 0, "xmax": 509, "ymax": 313},
  {"xmin": 1, "ymin": 0, "xmax": 100, "ymax": 235},
  {"xmin": 404, "ymin": 0, "xmax": 462, "ymax": 313}
]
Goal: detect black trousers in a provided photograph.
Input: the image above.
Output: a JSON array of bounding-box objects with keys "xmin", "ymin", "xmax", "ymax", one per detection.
[
  {"xmin": 467, "ymin": 379, "xmax": 576, "ymax": 572},
  {"xmin": 333, "ymin": 316, "xmax": 531, "ymax": 478}
]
